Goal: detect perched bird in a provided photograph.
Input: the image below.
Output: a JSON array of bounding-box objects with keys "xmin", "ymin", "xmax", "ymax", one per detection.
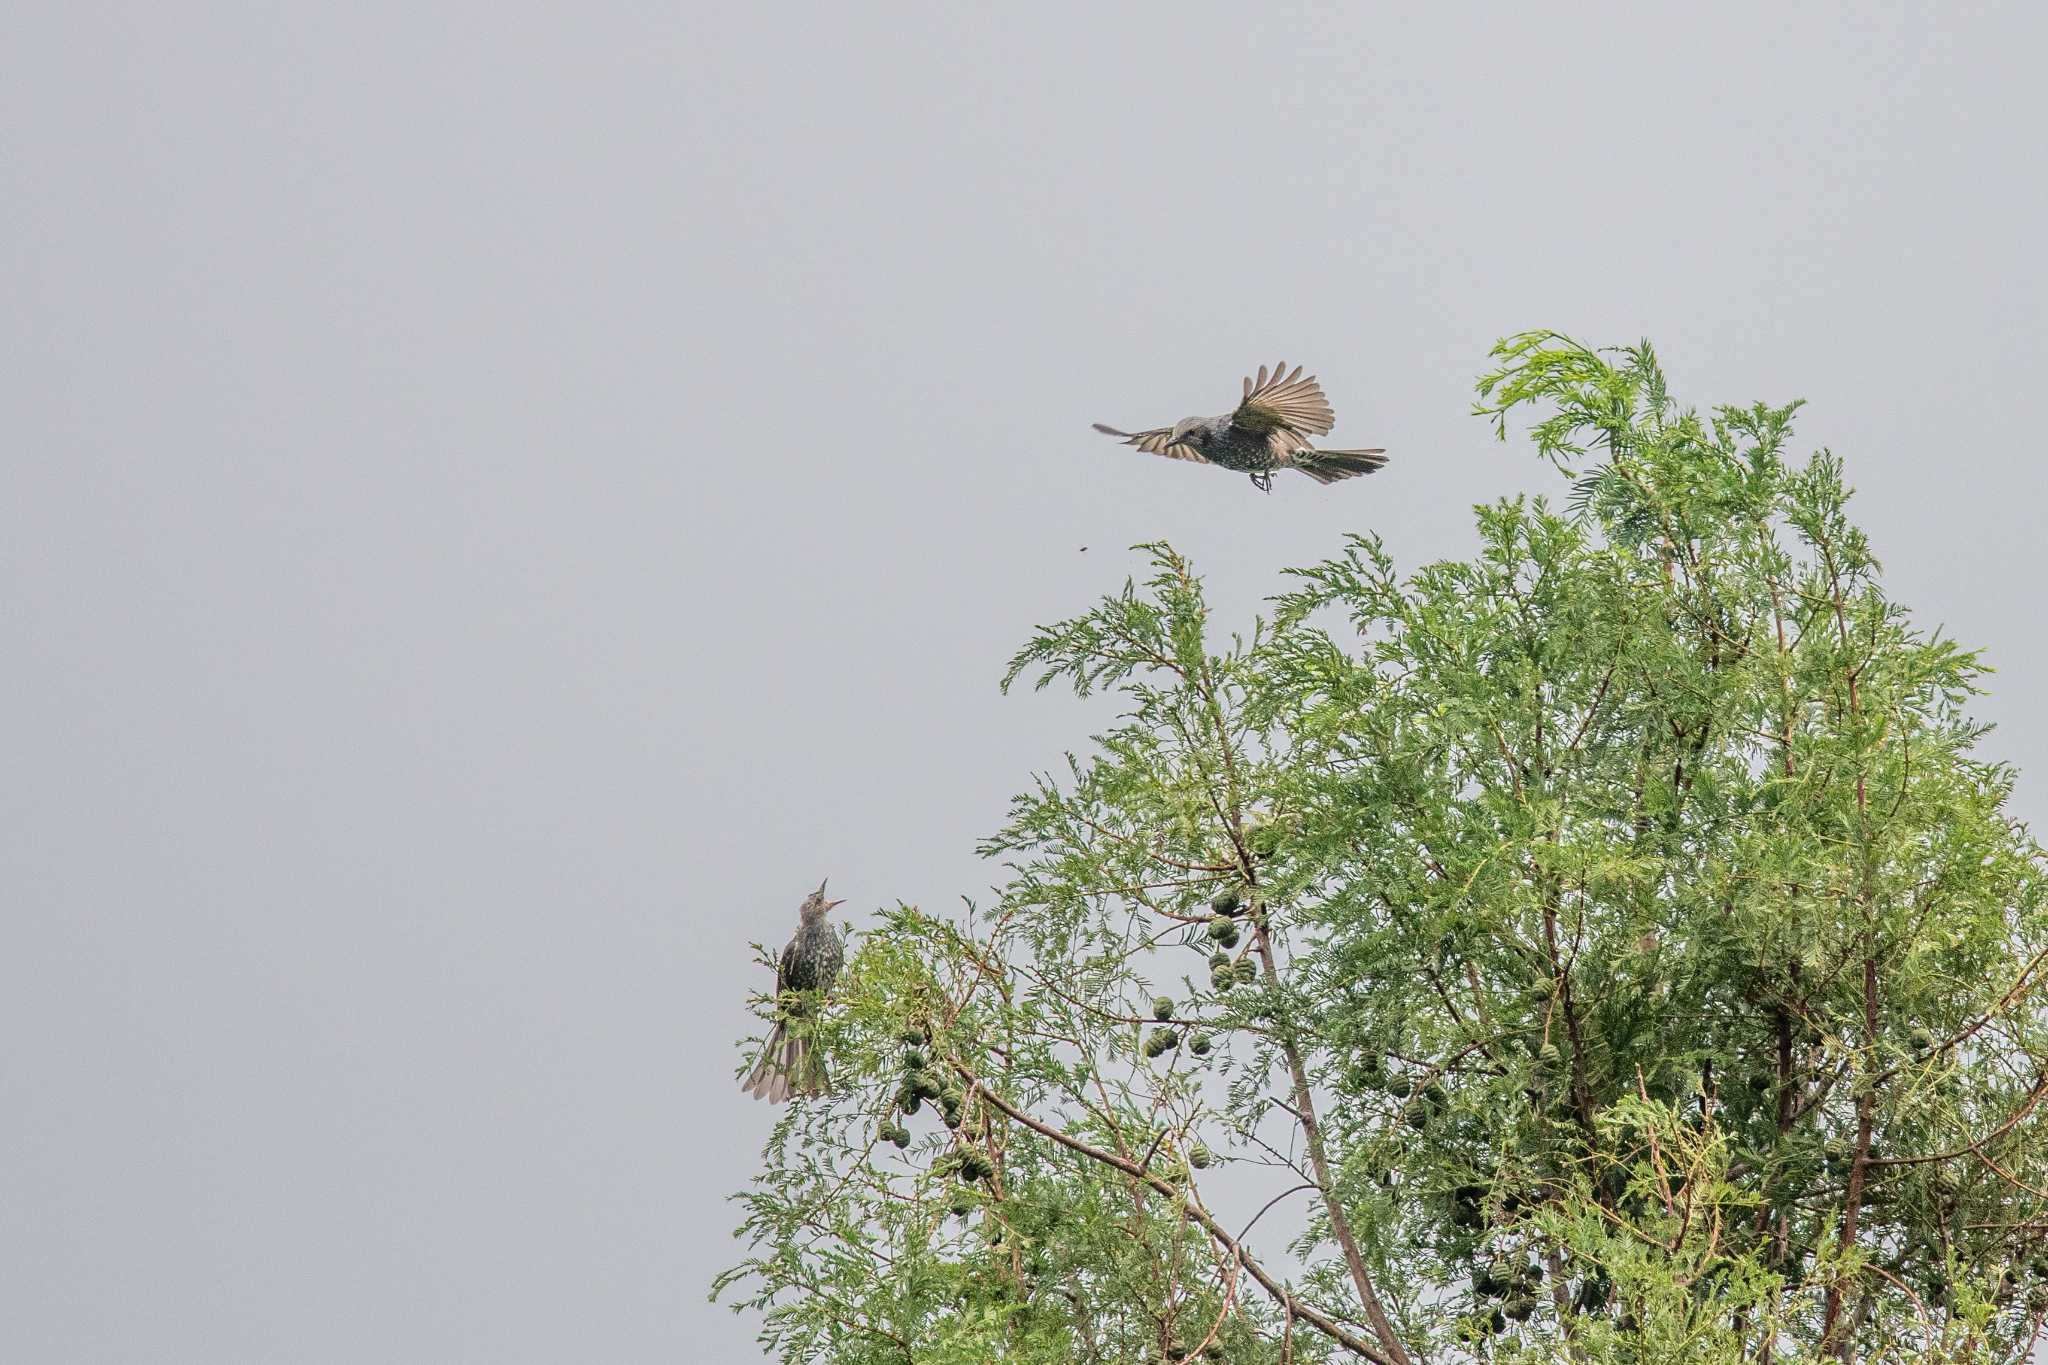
[
  {"xmin": 1094, "ymin": 361, "xmax": 1389, "ymax": 492},
  {"xmin": 742, "ymin": 879, "xmax": 847, "ymax": 1103}
]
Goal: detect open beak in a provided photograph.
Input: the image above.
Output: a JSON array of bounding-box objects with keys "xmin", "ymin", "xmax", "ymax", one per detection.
[{"xmin": 826, "ymin": 899, "xmax": 846, "ymax": 911}]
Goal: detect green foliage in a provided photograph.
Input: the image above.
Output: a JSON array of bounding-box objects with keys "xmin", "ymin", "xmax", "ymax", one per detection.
[{"xmin": 719, "ymin": 335, "xmax": 2048, "ymax": 1364}]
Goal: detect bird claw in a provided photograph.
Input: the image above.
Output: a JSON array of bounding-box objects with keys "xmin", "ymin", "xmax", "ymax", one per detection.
[{"xmin": 1251, "ymin": 471, "xmax": 1274, "ymax": 494}]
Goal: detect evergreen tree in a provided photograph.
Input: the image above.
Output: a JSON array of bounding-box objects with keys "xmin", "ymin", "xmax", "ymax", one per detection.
[{"xmin": 718, "ymin": 334, "xmax": 2048, "ymax": 1364}]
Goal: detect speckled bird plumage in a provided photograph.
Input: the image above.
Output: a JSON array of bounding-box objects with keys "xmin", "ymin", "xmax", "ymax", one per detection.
[
  {"xmin": 742, "ymin": 880, "xmax": 845, "ymax": 1103},
  {"xmin": 1093, "ymin": 361, "xmax": 1389, "ymax": 491}
]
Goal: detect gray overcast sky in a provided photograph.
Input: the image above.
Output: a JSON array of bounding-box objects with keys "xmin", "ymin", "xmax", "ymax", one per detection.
[{"xmin": 4, "ymin": 4, "xmax": 2044, "ymax": 1362}]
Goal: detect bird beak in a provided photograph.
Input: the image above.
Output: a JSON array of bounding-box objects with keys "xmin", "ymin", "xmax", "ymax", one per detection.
[
  {"xmin": 817, "ymin": 878, "xmax": 829, "ymax": 896},
  {"xmin": 826, "ymin": 899, "xmax": 846, "ymax": 911}
]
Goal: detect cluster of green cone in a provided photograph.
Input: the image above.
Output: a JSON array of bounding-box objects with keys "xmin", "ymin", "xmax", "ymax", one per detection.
[
  {"xmin": 938, "ymin": 1148, "xmax": 996, "ymax": 1183},
  {"xmin": 1345, "ymin": 1053, "xmax": 1449, "ymax": 1131},
  {"xmin": 1469, "ymin": 1256, "xmax": 1546, "ymax": 1332},
  {"xmin": 1203, "ymin": 885, "xmax": 1259, "ymax": 993},
  {"xmin": 1141, "ymin": 993, "xmax": 1213, "ymax": 1061},
  {"xmin": 937, "ymin": 1146, "xmax": 997, "ymax": 1217},
  {"xmin": 893, "ymin": 1024, "xmax": 967, "ymax": 1129}
]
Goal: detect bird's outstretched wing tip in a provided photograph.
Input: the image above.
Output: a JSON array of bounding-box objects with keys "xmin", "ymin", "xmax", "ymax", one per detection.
[{"xmin": 1237, "ymin": 362, "xmax": 1336, "ymax": 437}]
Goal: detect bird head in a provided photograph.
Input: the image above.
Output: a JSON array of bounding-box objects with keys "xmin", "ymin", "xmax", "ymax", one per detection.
[
  {"xmin": 1170, "ymin": 416, "xmax": 1206, "ymax": 446},
  {"xmin": 801, "ymin": 878, "xmax": 846, "ymax": 919}
]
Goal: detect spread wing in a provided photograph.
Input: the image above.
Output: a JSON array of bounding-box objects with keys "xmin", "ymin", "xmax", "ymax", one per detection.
[
  {"xmin": 1091, "ymin": 422, "xmax": 1210, "ymax": 464},
  {"xmin": 1230, "ymin": 361, "xmax": 1335, "ymax": 438}
]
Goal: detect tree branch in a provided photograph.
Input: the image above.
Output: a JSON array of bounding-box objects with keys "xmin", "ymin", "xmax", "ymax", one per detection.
[{"xmin": 958, "ymin": 1064, "xmax": 1400, "ymax": 1365}]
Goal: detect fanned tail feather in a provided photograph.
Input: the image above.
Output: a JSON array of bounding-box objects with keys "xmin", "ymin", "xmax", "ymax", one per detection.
[
  {"xmin": 742, "ymin": 1022, "xmax": 829, "ymax": 1103},
  {"xmin": 1295, "ymin": 448, "xmax": 1390, "ymax": 485}
]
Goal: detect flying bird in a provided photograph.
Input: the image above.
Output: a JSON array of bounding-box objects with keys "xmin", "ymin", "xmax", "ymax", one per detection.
[
  {"xmin": 1093, "ymin": 361, "xmax": 1388, "ymax": 492},
  {"xmin": 741, "ymin": 879, "xmax": 846, "ymax": 1103}
]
